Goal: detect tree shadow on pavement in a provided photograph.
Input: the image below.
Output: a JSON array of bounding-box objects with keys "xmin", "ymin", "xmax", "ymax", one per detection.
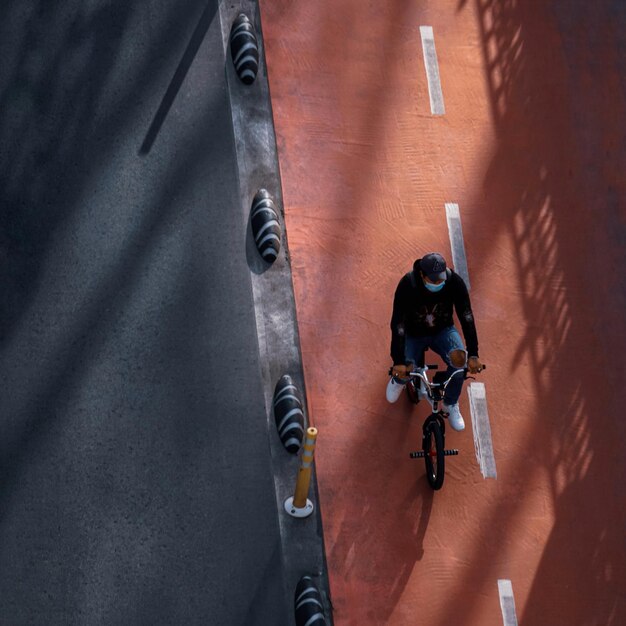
[{"xmin": 436, "ymin": 1, "xmax": 626, "ymax": 624}]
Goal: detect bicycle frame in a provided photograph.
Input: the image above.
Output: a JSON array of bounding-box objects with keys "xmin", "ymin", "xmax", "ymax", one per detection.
[
  {"xmin": 397, "ymin": 357, "xmax": 486, "ymax": 489},
  {"xmin": 407, "ymin": 366, "xmax": 463, "ymax": 478},
  {"xmin": 408, "ymin": 366, "xmax": 466, "ymax": 414}
]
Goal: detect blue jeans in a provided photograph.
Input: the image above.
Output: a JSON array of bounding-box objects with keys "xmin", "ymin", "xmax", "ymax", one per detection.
[{"xmin": 405, "ymin": 326, "xmax": 465, "ymax": 405}]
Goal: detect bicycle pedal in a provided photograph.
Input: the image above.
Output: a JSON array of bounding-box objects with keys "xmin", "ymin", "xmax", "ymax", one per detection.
[
  {"xmin": 443, "ymin": 449, "xmax": 459, "ymax": 456},
  {"xmin": 410, "ymin": 451, "xmax": 425, "ymax": 458}
]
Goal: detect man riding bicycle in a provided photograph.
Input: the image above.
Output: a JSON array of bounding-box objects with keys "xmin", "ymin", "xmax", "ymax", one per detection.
[{"xmin": 386, "ymin": 252, "xmax": 483, "ymax": 431}]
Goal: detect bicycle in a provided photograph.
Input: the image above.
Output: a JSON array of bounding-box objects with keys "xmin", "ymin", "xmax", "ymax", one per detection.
[{"xmin": 389, "ymin": 352, "xmax": 486, "ymax": 490}]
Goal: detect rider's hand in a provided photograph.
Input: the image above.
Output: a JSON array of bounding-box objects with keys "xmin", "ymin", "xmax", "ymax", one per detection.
[
  {"xmin": 392, "ymin": 364, "xmax": 409, "ymax": 378},
  {"xmin": 468, "ymin": 356, "xmax": 483, "ymax": 374}
]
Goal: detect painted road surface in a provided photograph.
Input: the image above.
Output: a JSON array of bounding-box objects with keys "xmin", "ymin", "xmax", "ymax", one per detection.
[
  {"xmin": 0, "ymin": 2, "xmax": 298, "ymax": 623},
  {"xmin": 260, "ymin": 0, "xmax": 626, "ymax": 624}
]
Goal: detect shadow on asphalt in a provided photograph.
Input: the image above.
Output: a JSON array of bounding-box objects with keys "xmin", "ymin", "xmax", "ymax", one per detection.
[
  {"xmin": 0, "ymin": 0, "xmax": 226, "ymax": 502},
  {"xmin": 139, "ymin": 1, "xmax": 217, "ymax": 155}
]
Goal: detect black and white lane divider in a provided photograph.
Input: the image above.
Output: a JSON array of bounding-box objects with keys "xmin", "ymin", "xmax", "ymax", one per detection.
[
  {"xmin": 251, "ymin": 189, "xmax": 281, "ymax": 264},
  {"xmin": 295, "ymin": 576, "xmax": 328, "ymax": 626},
  {"xmin": 229, "ymin": 13, "xmax": 259, "ymax": 85},
  {"xmin": 273, "ymin": 375, "xmax": 306, "ymax": 453}
]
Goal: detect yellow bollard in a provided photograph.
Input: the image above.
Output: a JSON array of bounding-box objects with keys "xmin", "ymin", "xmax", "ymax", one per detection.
[{"xmin": 284, "ymin": 427, "xmax": 318, "ymax": 518}]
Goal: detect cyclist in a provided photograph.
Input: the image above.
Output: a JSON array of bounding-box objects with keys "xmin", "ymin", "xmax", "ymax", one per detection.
[{"xmin": 386, "ymin": 252, "xmax": 483, "ymax": 431}]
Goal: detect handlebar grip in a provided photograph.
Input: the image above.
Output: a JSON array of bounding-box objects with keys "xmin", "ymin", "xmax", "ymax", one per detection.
[{"xmin": 467, "ymin": 362, "xmax": 486, "ymax": 372}]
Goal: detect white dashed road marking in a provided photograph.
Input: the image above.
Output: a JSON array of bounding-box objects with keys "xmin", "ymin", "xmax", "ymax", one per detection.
[
  {"xmin": 446, "ymin": 205, "xmax": 493, "ymax": 478},
  {"xmin": 498, "ymin": 580, "xmax": 519, "ymax": 626},
  {"xmin": 468, "ymin": 382, "xmax": 497, "ymax": 479},
  {"xmin": 420, "ymin": 26, "xmax": 445, "ymax": 115},
  {"xmin": 445, "ymin": 202, "xmax": 471, "ymax": 290}
]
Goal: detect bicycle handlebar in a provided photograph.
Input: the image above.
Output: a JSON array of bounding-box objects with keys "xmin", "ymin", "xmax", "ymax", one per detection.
[{"xmin": 388, "ymin": 363, "xmax": 487, "ymax": 393}]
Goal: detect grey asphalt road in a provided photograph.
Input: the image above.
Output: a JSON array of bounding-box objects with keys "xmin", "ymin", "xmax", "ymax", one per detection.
[{"xmin": 0, "ymin": 1, "xmax": 291, "ymax": 623}]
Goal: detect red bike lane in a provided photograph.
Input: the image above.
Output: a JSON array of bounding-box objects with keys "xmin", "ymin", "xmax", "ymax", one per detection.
[{"xmin": 259, "ymin": 1, "xmax": 626, "ymax": 623}]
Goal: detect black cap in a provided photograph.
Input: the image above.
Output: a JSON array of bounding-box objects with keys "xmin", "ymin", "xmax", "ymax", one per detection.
[{"xmin": 420, "ymin": 252, "xmax": 447, "ymax": 281}]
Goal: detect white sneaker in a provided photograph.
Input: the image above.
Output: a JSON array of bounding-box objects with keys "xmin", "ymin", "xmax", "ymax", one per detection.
[
  {"xmin": 442, "ymin": 402, "xmax": 465, "ymax": 431},
  {"xmin": 386, "ymin": 376, "xmax": 406, "ymax": 403}
]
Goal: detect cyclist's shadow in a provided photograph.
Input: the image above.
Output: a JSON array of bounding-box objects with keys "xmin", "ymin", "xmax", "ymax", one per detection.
[
  {"xmin": 397, "ymin": 398, "xmax": 435, "ymax": 562},
  {"xmin": 408, "ymin": 475, "xmax": 434, "ymax": 561}
]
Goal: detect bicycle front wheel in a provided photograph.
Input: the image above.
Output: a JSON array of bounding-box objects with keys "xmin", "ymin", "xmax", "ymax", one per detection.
[{"xmin": 424, "ymin": 420, "xmax": 445, "ymax": 490}]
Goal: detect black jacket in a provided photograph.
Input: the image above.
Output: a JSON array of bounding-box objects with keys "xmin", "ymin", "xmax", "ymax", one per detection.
[{"xmin": 390, "ymin": 258, "xmax": 479, "ymax": 364}]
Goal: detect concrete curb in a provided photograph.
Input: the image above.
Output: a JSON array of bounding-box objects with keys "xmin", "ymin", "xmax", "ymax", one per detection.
[{"xmin": 217, "ymin": 1, "xmax": 333, "ymax": 623}]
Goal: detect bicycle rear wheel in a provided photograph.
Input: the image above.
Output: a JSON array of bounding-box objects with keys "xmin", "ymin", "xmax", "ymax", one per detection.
[{"xmin": 424, "ymin": 420, "xmax": 445, "ymax": 490}]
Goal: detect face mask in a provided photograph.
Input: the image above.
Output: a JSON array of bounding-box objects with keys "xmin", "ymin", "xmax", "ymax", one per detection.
[{"xmin": 424, "ymin": 279, "xmax": 445, "ymax": 292}]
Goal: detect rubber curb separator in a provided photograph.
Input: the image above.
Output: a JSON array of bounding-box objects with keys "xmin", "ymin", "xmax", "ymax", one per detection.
[
  {"xmin": 251, "ymin": 188, "xmax": 281, "ymax": 264},
  {"xmin": 229, "ymin": 13, "xmax": 260, "ymax": 85},
  {"xmin": 218, "ymin": 2, "xmax": 333, "ymax": 623},
  {"xmin": 273, "ymin": 374, "xmax": 305, "ymax": 454},
  {"xmin": 295, "ymin": 576, "xmax": 328, "ymax": 626}
]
